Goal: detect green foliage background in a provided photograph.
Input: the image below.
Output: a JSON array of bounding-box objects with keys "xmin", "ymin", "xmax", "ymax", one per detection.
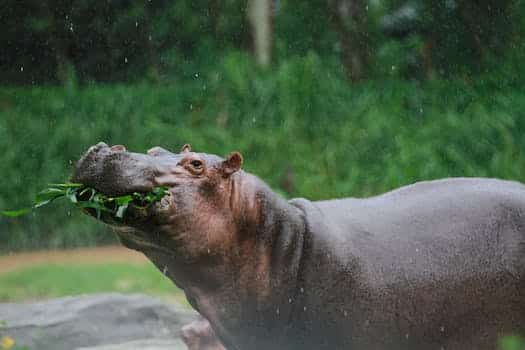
[
  {"xmin": 2, "ymin": 51, "xmax": 525, "ymax": 251},
  {"xmin": 2, "ymin": 0, "xmax": 525, "ymax": 250}
]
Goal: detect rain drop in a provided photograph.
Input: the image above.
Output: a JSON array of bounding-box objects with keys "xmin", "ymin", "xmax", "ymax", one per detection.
[
  {"xmin": 135, "ymin": 21, "xmax": 139, "ymax": 27},
  {"xmin": 20, "ymin": 66, "xmax": 24, "ymax": 72},
  {"xmin": 303, "ymin": 306, "xmax": 307, "ymax": 311},
  {"xmin": 440, "ymin": 326, "xmax": 445, "ymax": 332},
  {"xmin": 124, "ymin": 57, "xmax": 128, "ymax": 64},
  {"xmin": 162, "ymin": 266, "xmax": 168, "ymax": 275},
  {"xmin": 194, "ymin": 73, "xmax": 199, "ymax": 78},
  {"xmin": 343, "ymin": 310, "xmax": 348, "ymax": 317},
  {"xmin": 276, "ymin": 308, "xmax": 280, "ymax": 315},
  {"xmin": 300, "ymin": 287, "xmax": 304, "ymax": 293},
  {"xmin": 288, "ymin": 298, "xmax": 292, "ymax": 303}
]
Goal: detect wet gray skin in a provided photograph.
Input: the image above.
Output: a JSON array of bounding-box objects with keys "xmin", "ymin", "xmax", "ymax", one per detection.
[
  {"xmin": 72, "ymin": 142, "xmax": 222, "ymax": 196},
  {"xmin": 72, "ymin": 142, "xmax": 525, "ymax": 350}
]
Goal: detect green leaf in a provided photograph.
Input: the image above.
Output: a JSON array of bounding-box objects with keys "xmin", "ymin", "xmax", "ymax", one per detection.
[
  {"xmin": 48, "ymin": 183, "xmax": 83, "ymax": 189},
  {"xmin": 1, "ymin": 209, "xmax": 31, "ymax": 217},
  {"xmin": 115, "ymin": 195, "xmax": 133, "ymax": 206},
  {"xmin": 116, "ymin": 204, "xmax": 129, "ymax": 218},
  {"xmin": 34, "ymin": 188, "xmax": 66, "ymax": 207}
]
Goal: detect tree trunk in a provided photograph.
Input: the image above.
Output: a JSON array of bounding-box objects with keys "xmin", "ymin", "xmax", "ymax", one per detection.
[
  {"xmin": 328, "ymin": 0, "xmax": 369, "ymax": 81},
  {"xmin": 247, "ymin": 0, "xmax": 273, "ymax": 67}
]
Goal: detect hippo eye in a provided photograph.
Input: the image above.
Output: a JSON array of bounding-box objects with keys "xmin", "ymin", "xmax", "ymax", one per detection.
[{"xmin": 190, "ymin": 160, "xmax": 203, "ymax": 168}]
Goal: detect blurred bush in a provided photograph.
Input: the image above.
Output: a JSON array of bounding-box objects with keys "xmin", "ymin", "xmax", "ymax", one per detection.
[
  {"xmin": 1, "ymin": 53, "xmax": 525, "ymax": 251},
  {"xmin": 2, "ymin": 0, "xmax": 524, "ymax": 83}
]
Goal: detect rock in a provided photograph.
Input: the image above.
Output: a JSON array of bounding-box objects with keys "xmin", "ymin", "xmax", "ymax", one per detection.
[
  {"xmin": 77, "ymin": 339, "xmax": 187, "ymax": 350},
  {"xmin": 0, "ymin": 293, "xmax": 197, "ymax": 350}
]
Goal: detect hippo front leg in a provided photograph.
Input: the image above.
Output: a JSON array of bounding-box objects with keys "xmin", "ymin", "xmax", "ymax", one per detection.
[{"xmin": 181, "ymin": 317, "xmax": 226, "ymax": 350}]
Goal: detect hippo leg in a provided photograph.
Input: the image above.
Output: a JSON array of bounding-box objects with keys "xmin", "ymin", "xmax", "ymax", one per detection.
[{"xmin": 181, "ymin": 317, "xmax": 226, "ymax": 350}]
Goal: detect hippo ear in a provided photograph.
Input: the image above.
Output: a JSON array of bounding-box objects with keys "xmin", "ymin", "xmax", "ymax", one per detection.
[
  {"xmin": 180, "ymin": 144, "xmax": 192, "ymax": 153},
  {"xmin": 222, "ymin": 152, "xmax": 243, "ymax": 176}
]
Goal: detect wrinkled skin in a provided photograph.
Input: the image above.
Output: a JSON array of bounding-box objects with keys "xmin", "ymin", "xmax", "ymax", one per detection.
[{"xmin": 73, "ymin": 142, "xmax": 525, "ymax": 350}]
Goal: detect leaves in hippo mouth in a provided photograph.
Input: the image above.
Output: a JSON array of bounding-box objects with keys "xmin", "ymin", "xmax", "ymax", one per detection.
[{"xmin": 1, "ymin": 183, "xmax": 169, "ymax": 220}]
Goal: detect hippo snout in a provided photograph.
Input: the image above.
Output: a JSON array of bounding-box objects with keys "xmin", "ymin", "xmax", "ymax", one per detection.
[{"xmin": 72, "ymin": 142, "xmax": 158, "ymax": 196}]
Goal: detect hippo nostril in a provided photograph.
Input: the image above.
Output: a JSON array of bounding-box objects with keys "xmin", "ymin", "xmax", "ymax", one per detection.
[{"xmin": 111, "ymin": 144, "xmax": 127, "ymax": 152}]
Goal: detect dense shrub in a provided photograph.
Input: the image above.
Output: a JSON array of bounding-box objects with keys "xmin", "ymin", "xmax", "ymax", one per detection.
[{"xmin": 1, "ymin": 53, "xmax": 525, "ymax": 251}]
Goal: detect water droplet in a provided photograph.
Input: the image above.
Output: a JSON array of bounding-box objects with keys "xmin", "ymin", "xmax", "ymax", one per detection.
[
  {"xmin": 276, "ymin": 308, "xmax": 280, "ymax": 315},
  {"xmin": 67, "ymin": 210, "xmax": 71, "ymax": 216},
  {"xmin": 300, "ymin": 287, "xmax": 304, "ymax": 293},
  {"xmin": 405, "ymin": 333, "xmax": 409, "ymax": 339},
  {"xmin": 343, "ymin": 310, "xmax": 348, "ymax": 317},
  {"xmin": 20, "ymin": 66, "xmax": 24, "ymax": 72},
  {"xmin": 194, "ymin": 73, "xmax": 199, "ymax": 78},
  {"xmin": 162, "ymin": 266, "xmax": 168, "ymax": 275},
  {"xmin": 391, "ymin": 65, "xmax": 396, "ymax": 71},
  {"xmin": 288, "ymin": 298, "xmax": 292, "ymax": 303},
  {"xmin": 69, "ymin": 23, "xmax": 74, "ymax": 32},
  {"xmin": 190, "ymin": 104, "xmax": 193, "ymax": 110},
  {"xmin": 303, "ymin": 306, "xmax": 307, "ymax": 311},
  {"xmin": 207, "ymin": 248, "xmax": 211, "ymax": 254},
  {"xmin": 252, "ymin": 117, "xmax": 256, "ymax": 123},
  {"xmin": 135, "ymin": 21, "xmax": 139, "ymax": 27},
  {"xmin": 440, "ymin": 326, "xmax": 445, "ymax": 332},
  {"xmin": 124, "ymin": 57, "xmax": 128, "ymax": 64},
  {"xmin": 148, "ymin": 35, "xmax": 152, "ymax": 41}
]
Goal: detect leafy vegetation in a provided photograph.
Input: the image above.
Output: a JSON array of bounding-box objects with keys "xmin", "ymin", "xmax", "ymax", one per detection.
[
  {"xmin": 1, "ymin": 52, "xmax": 525, "ymax": 251},
  {"xmin": 1, "ymin": 184, "xmax": 168, "ymax": 220}
]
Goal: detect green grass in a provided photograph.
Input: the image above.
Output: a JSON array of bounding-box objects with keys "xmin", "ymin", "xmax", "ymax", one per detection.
[{"xmin": 0, "ymin": 263, "xmax": 188, "ymax": 306}]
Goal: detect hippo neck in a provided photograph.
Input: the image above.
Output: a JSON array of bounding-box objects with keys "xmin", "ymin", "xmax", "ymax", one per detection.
[{"xmin": 217, "ymin": 173, "xmax": 309, "ymax": 341}]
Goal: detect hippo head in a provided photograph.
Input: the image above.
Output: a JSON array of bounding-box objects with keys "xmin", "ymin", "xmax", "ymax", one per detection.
[{"xmin": 71, "ymin": 142, "xmax": 247, "ymax": 259}]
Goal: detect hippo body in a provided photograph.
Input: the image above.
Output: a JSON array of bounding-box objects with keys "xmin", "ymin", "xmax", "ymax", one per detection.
[
  {"xmin": 73, "ymin": 143, "xmax": 525, "ymax": 350},
  {"xmin": 281, "ymin": 178, "xmax": 525, "ymax": 350}
]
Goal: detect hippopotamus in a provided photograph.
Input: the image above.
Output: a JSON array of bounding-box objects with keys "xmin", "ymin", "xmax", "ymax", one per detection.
[{"xmin": 72, "ymin": 142, "xmax": 525, "ymax": 350}]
